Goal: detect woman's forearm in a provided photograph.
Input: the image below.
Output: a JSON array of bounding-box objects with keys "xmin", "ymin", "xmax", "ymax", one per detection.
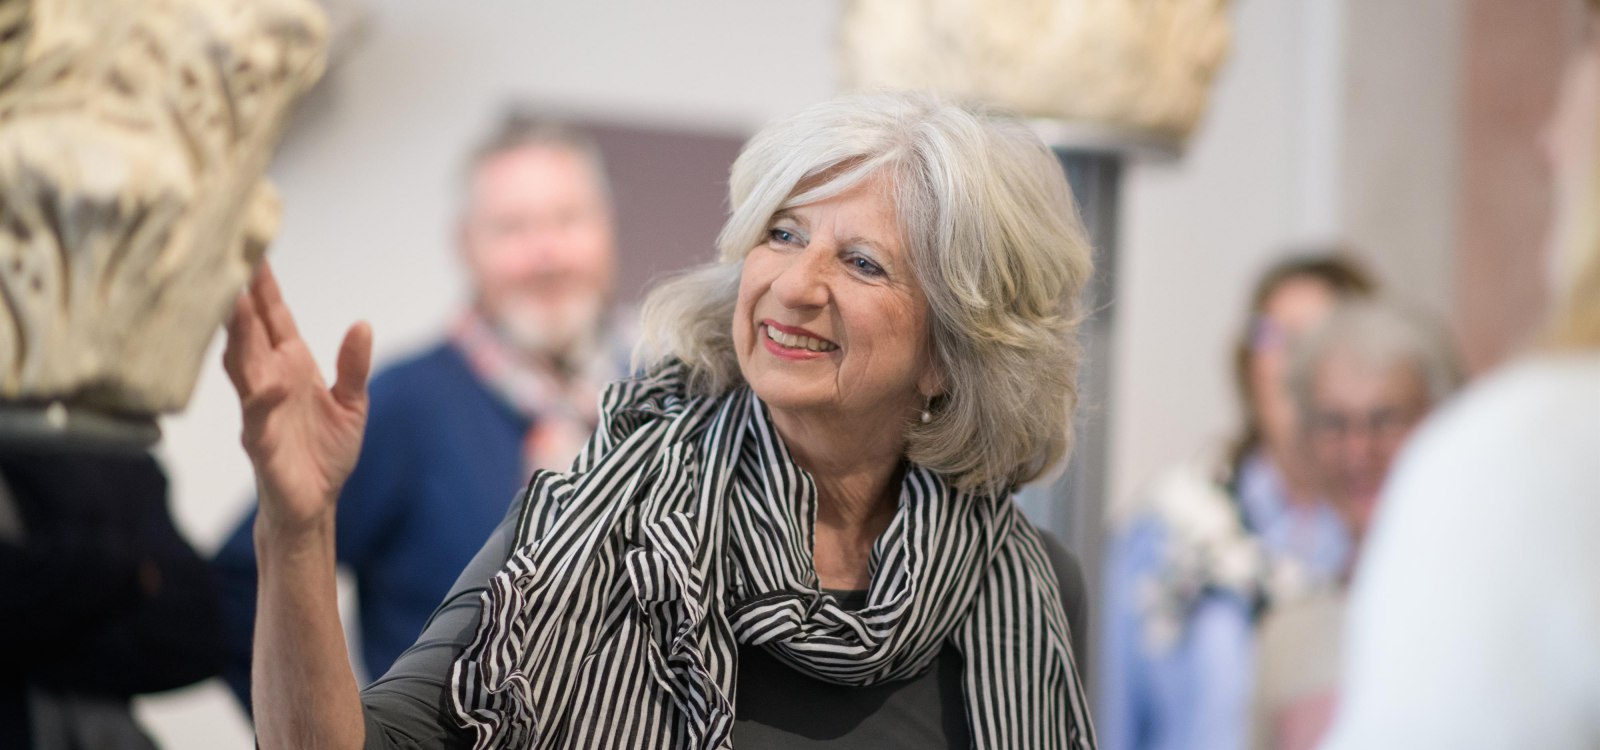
[{"xmin": 253, "ymin": 507, "xmax": 364, "ymax": 750}]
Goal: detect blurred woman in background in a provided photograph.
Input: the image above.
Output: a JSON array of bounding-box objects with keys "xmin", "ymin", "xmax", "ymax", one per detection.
[
  {"xmin": 1098, "ymin": 254, "xmax": 1373, "ymax": 750},
  {"xmin": 1323, "ymin": 1, "xmax": 1600, "ymax": 746}
]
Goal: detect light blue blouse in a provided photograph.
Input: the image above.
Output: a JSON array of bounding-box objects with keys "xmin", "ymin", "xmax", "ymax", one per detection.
[{"xmin": 1097, "ymin": 452, "xmax": 1350, "ymax": 750}]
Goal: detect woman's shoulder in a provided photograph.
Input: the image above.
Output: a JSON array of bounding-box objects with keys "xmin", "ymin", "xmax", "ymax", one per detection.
[
  {"xmin": 1032, "ymin": 528, "xmax": 1084, "ymax": 604},
  {"xmin": 597, "ymin": 359, "xmax": 698, "ymax": 417},
  {"xmin": 588, "ymin": 360, "xmax": 739, "ymax": 453},
  {"xmin": 1029, "ymin": 525, "xmax": 1091, "ymax": 657}
]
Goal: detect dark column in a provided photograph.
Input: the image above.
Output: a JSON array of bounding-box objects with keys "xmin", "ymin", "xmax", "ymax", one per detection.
[
  {"xmin": 1013, "ymin": 150, "xmax": 1118, "ymax": 686},
  {"xmin": 1016, "ymin": 124, "xmax": 1178, "ymax": 687},
  {"xmin": 1054, "ymin": 148, "xmax": 1119, "ymax": 622}
]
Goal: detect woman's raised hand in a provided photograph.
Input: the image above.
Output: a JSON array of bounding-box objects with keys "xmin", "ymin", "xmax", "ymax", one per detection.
[{"xmin": 223, "ymin": 263, "xmax": 373, "ymax": 536}]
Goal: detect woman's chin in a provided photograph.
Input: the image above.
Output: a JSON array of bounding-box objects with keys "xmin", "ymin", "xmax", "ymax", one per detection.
[{"xmin": 751, "ymin": 388, "xmax": 828, "ymax": 416}]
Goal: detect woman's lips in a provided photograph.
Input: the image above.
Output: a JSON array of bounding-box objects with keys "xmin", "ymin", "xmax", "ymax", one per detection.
[
  {"xmin": 763, "ymin": 320, "xmax": 835, "ymax": 345},
  {"xmin": 760, "ymin": 322, "xmax": 838, "ymax": 360}
]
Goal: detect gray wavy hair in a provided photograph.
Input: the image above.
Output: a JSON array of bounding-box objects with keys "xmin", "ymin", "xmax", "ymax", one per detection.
[
  {"xmin": 460, "ymin": 109, "xmax": 612, "ymax": 209},
  {"xmin": 1288, "ymin": 300, "xmax": 1465, "ymax": 424},
  {"xmin": 636, "ymin": 91, "xmax": 1093, "ymax": 493}
]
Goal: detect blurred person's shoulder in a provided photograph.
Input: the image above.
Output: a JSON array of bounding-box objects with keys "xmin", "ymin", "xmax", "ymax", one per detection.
[
  {"xmin": 1110, "ymin": 446, "xmax": 1260, "ymax": 586},
  {"xmin": 1387, "ymin": 351, "xmax": 1599, "ymax": 498},
  {"xmin": 1329, "ymin": 358, "xmax": 1600, "ymax": 750},
  {"xmin": 369, "ymin": 340, "xmax": 472, "ymax": 396},
  {"xmin": 1372, "ymin": 351, "xmax": 1600, "ymax": 559},
  {"xmin": 1255, "ymin": 587, "xmax": 1346, "ymax": 684},
  {"xmin": 362, "ymin": 340, "xmax": 495, "ymax": 427},
  {"xmin": 1427, "ymin": 351, "xmax": 1599, "ymax": 438}
]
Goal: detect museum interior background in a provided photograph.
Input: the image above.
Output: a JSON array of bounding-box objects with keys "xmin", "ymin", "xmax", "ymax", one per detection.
[{"xmin": 124, "ymin": 0, "xmax": 1571, "ymax": 746}]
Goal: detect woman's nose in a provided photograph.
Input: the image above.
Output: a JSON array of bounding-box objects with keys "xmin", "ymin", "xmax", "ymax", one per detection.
[{"xmin": 771, "ymin": 246, "xmax": 830, "ymax": 309}]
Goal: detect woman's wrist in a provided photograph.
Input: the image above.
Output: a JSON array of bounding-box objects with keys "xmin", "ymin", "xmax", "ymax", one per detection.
[
  {"xmin": 253, "ymin": 491, "xmax": 337, "ymax": 558},
  {"xmin": 254, "ymin": 515, "xmax": 337, "ymax": 600}
]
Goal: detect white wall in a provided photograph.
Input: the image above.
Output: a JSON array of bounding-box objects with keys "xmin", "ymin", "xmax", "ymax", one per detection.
[
  {"xmin": 1107, "ymin": 0, "xmax": 1464, "ymax": 511},
  {"xmin": 138, "ymin": 1, "xmax": 1461, "ymax": 745},
  {"xmin": 1110, "ymin": 0, "xmax": 1334, "ymax": 510},
  {"xmin": 1342, "ymin": 0, "xmax": 1463, "ymax": 316}
]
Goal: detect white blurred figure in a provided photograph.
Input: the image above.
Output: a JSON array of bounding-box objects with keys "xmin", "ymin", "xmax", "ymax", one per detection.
[
  {"xmin": 1249, "ymin": 302, "xmax": 1461, "ymax": 750},
  {"xmin": 1320, "ymin": 2, "xmax": 1600, "ymax": 746}
]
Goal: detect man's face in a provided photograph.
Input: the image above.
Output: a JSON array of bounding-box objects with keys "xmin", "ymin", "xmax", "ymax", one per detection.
[
  {"xmin": 460, "ymin": 144, "xmax": 616, "ymax": 359},
  {"xmin": 1304, "ymin": 351, "xmax": 1430, "ymax": 539}
]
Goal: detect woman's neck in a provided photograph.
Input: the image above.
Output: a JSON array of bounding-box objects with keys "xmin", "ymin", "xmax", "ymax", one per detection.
[{"xmin": 769, "ymin": 407, "xmax": 909, "ymax": 590}]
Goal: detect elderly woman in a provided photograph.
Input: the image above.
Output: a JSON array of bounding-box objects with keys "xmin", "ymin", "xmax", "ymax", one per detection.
[{"xmin": 225, "ymin": 92, "xmax": 1097, "ymax": 749}]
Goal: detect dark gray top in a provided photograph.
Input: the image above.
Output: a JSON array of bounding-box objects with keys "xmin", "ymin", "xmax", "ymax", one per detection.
[{"xmin": 359, "ymin": 500, "xmax": 1089, "ymax": 749}]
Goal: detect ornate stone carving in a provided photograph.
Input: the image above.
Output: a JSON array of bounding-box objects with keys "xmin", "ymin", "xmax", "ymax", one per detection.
[
  {"xmin": 838, "ymin": 0, "xmax": 1232, "ymax": 142},
  {"xmin": 0, "ymin": 0, "xmax": 327, "ymax": 415}
]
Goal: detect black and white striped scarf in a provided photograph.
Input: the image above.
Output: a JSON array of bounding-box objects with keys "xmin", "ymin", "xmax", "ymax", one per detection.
[{"xmin": 449, "ymin": 363, "xmax": 1096, "ymax": 749}]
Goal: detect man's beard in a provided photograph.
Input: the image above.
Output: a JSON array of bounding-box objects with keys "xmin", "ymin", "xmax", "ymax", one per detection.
[{"xmin": 493, "ymin": 293, "xmax": 607, "ymax": 366}]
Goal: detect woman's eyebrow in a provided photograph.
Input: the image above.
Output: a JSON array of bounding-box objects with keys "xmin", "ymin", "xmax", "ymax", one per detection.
[
  {"xmin": 840, "ymin": 234, "xmax": 891, "ymax": 256},
  {"xmin": 770, "ymin": 210, "xmax": 807, "ymax": 228}
]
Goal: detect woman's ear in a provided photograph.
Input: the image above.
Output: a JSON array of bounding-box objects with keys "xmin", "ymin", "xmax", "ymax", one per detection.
[{"xmin": 916, "ymin": 362, "xmax": 946, "ymax": 400}]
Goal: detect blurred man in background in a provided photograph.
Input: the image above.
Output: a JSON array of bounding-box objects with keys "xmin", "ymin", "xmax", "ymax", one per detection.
[
  {"xmin": 211, "ymin": 112, "xmax": 632, "ymax": 712},
  {"xmin": 1249, "ymin": 301, "xmax": 1461, "ymax": 750}
]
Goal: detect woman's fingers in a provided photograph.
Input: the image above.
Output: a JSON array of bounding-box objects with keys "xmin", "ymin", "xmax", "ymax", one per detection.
[
  {"xmin": 229, "ymin": 262, "xmax": 370, "ymax": 418},
  {"xmin": 223, "ymin": 290, "xmax": 273, "ymax": 397},
  {"xmin": 331, "ymin": 321, "xmax": 373, "ymax": 409},
  {"xmin": 251, "ymin": 262, "xmax": 302, "ymax": 348}
]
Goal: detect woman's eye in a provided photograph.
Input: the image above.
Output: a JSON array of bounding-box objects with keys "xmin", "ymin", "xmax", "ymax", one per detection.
[
  {"xmin": 850, "ymin": 256, "xmax": 885, "ymax": 277},
  {"xmin": 768, "ymin": 227, "xmax": 799, "ymax": 245}
]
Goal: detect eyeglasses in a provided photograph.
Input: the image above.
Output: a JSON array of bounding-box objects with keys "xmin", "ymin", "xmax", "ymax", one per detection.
[{"xmin": 1307, "ymin": 407, "xmax": 1421, "ymax": 442}]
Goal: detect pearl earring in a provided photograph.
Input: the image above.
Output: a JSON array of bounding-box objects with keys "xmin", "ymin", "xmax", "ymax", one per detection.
[{"xmin": 920, "ymin": 396, "xmax": 932, "ymax": 424}]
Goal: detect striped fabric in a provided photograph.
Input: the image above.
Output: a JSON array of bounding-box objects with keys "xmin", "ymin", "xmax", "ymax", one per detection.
[{"xmin": 450, "ymin": 362, "xmax": 1096, "ymax": 749}]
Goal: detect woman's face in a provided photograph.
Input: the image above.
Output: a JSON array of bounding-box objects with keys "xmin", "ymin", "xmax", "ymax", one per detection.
[
  {"xmin": 732, "ymin": 172, "xmax": 939, "ymax": 434},
  {"xmin": 1248, "ymin": 276, "xmax": 1339, "ymax": 469}
]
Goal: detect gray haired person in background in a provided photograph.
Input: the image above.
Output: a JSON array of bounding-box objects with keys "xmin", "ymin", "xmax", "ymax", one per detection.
[{"xmin": 1250, "ymin": 300, "xmax": 1462, "ymax": 750}]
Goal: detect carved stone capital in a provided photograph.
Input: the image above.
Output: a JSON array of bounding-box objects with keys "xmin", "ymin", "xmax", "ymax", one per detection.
[
  {"xmin": 839, "ymin": 0, "xmax": 1232, "ymax": 143},
  {"xmin": 0, "ymin": 0, "xmax": 328, "ymax": 415}
]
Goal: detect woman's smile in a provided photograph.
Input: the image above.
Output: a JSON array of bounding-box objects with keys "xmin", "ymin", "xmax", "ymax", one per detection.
[{"xmin": 761, "ymin": 320, "xmax": 839, "ymax": 359}]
